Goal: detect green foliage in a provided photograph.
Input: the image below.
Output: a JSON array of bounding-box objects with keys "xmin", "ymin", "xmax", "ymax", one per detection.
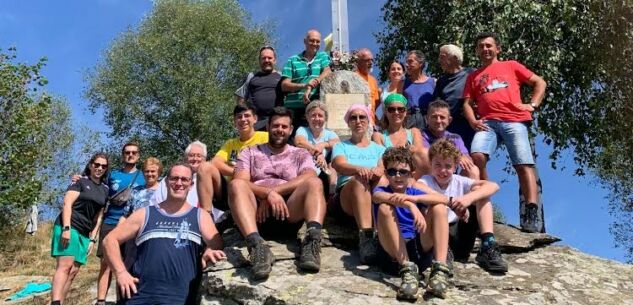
[
  {"xmin": 85, "ymin": 0, "xmax": 272, "ymax": 165},
  {"xmin": 376, "ymin": 0, "xmax": 633, "ymax": 261},
  {"xmin": 0, "ymin": 48, "xmax": 75, "ymax": 229}
]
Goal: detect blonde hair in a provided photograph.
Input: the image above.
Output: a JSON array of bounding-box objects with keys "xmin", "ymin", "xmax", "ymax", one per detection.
[
  {"xmin": 428, "ymin": 139, "xmax": 461, "ymax": 164},
  {"xmin": 143, "ymin": 157, "xmax": 163, "ymax": 176}
]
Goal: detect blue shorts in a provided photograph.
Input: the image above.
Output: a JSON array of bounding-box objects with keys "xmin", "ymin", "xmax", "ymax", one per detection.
[{"xmin": 470, "ymin": 120, "xmax": 534, "ymax": 165}]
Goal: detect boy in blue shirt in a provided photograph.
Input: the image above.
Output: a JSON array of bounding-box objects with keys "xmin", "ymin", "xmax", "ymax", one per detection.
[{"xmin": 372, "ymin": 147, "xmax": 451, "ymax": 300}]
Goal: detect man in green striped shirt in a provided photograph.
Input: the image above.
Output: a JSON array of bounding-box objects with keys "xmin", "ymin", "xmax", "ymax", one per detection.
[{"xmin": 281, "ymin": 29, "xmax": 331, "ymax": 128}]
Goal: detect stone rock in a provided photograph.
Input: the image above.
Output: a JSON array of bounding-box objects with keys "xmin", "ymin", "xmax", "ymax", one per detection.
[
  {"xmin": 201, "ymin": 222, "xmax": 633, "ymax": 305},
  {"xmin": 319, "ymin": 70, "xmax": 370, "ymax": 97}
]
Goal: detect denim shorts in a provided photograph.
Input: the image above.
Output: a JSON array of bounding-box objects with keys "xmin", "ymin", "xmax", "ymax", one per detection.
[{"xmin": 470, "ymin": 120, "xmax": 534, "ymax": 165}]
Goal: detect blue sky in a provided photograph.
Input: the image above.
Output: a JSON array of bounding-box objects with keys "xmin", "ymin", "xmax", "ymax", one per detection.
[{"xmin": 1, "ymin": 0, "xmax": 625, "ymax": 262}]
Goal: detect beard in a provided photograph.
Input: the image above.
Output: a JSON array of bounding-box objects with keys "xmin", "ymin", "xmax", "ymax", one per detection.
[{"xmin": 268, "ymin": 134, "xmax": 288, "ymax": 149}]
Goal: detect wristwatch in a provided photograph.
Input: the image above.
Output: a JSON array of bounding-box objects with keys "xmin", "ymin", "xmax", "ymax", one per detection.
[{"xmin": 62, "ymin": 226, "xmax": 70, "ymax": 232}]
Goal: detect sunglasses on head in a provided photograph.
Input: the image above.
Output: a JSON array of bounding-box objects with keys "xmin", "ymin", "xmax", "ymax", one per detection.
[
  {"xmin": 387, "ymin": 106, "xmax": 406, "ymax": 114},
  {"xmin": 386, "ymin": 168, "xmax": 411, "ymax": 177},
  {"xmin": 259, "ymin": 45, "xmax": 275, "ymax": 53},
  {"xmin": 92, "ymin": 162, "xmax": 108, "ymax": 169}
]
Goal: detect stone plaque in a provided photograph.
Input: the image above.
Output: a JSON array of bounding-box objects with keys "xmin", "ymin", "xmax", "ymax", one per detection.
[{"xmin": 320, "ymin": 70, "xmax": 372, "ymax": 138}]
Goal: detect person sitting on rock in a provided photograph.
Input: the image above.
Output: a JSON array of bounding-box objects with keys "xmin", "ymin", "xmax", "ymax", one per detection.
[
  {"xmin": 422, "ymin": 99, "xmax": 479, "ymax": 180},
  {"xmin": 196, "ymin": 102, "xmax": 269, "ymax": 229},
  {"xmin": 418, "ymin": 139, "xmax": 508, "ymax": 274},
  {"xmin": 331, "ymin": 103, "xmax": 386, "ymax": 265},
  {"xmin": 229, "ymin": 107, "xmax": 326, "ymax": 280},
  {"xmin": 372, "ymin": 147, "xmax": 452, "ymax": 300},
  {"xmin": 293, "ymin": 100, "xmax": 339, "ymax": 197}
]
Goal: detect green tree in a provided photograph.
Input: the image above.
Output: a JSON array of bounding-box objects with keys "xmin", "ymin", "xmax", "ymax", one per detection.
[
  {"xmin": 0, "ymin": 48, "xmax": 75, "ymax": 229},
  {"xmin": 85, "ymin": 0, "xmax": 271, "ymax": 165},
  {"xmin": 376, "ymin": 0, "xmax": 633, "ymax": 261}
]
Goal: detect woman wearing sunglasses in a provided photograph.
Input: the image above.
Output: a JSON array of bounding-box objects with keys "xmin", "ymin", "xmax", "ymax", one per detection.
[
  {"xmin": 331, "ymin": 104, "xmax": 386, "ymax": 265},
  {"xmin": 372, "ymin": 93, "xmax": 429, "ymax": 178},
  {"xmin": 50, "ymin": 153, "xmax": 110, "ymax": 305}
]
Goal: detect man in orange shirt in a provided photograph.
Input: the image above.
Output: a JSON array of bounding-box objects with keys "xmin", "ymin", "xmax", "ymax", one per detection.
[{"xmin": 355, "ymin": 48, "xmax": 380, "ymax": 121}]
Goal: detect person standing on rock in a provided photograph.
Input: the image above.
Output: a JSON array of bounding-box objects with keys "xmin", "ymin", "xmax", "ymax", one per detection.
[
  {"xmin": 235, "ymin": 46, "xmax": 284, "ymax": 131},
  {"xmin": 281, "ymin": 29, "xmax": 331, "ymax": 129},
  {"xmin": 354, "ymin": 48, "xmax": 380, "ymax": 121},
  {"xmin": 463, "ymin": 32, "xmax": 547, "ymax": 233},
  {"xmin": 403, "ymin": 50, "xmax": 435, "ymax": 130},
  {"xmin": 228, "ymin": 107, "xmax": 327, "ymax": 280},
  {"xmin": 103, "ymin": 163, "xmax": 225, "ymax": 305},
  {"xmin": 50, "ymin": 153, "xmax": 109, "ymax": 305}
]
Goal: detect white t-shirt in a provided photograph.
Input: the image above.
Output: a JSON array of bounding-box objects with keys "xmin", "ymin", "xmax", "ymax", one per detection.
[
  {"xmin": 418, "ymin": 174, "xmax": 475, "ymax": 224},
  {"xmin": 150, "ymin": 173, "xmax": 225, "ymax": 222}
]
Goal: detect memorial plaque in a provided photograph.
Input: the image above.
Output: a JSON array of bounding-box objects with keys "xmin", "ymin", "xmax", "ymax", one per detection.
[{"xmin": 320, "ymin": 70, "xmax": 372, "ymax": 138}]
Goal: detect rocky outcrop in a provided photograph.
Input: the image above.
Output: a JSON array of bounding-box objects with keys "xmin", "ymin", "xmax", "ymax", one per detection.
[{"xmin": 200, "ymin": 221, "xmax": 633, "ymax": 305}]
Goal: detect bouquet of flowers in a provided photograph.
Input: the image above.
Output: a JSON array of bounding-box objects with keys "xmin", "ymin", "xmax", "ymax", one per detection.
[{"xmin": 330, "ymin": 50, "xmax": 357, "ymax": 71}]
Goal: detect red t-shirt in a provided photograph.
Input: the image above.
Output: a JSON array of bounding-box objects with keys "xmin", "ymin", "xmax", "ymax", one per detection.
[{"xmin": 463, "ymin": 60, "xmax": 534, "ymax": 122}]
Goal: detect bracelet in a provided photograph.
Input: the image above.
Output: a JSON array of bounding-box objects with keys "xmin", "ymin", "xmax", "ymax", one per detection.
[
  {"xmin": 90, "ymin": 238, "xmax": 97, "ymax": 243},
  {"xmin": 448, "ymin": 196, "xmax": 453, "ymax": 206}
]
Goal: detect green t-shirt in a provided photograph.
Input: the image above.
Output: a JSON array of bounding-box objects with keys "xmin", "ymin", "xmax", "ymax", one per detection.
[{"xmin": 281, "ymin": 51, "xmax": 331, "ymax": 109}]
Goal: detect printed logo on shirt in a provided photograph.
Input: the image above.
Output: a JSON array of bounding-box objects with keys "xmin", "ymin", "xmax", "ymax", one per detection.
[{"xmin": 174, "ymin": 220, "xmax": 192, "ymax": 249}]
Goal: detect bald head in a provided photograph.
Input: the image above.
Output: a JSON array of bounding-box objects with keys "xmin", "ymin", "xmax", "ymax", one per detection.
[
  {"xmin": 355, "ymin": 48, "xmax": 374, "ymax": 74},
  {"xmin": 303, "ymin": 29, "xmax": 322, "ymax": 56}
]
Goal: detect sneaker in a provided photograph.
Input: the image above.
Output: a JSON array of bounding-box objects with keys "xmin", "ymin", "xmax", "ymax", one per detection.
[
  {"xmin": 358, "ymin": 229, "xmax": 378, "ymax": 265},
  {"xmin": 215, "ymin": 211, "xmax": 233, "ymax": 234},
  {"xmin": 396, "ymin": 261, "xmax": 419, "ymax": 301},
  {"xmin": 475, "ymin": 243, "xmax": 508, "ymax": 273},
  {"xmin": 427, "ymin": 261, "xmax": 450, "ymax": 299},
  {"xmin": 520, "ymin": 202, "xmax": 543, "ymax": 233},
  {"xmin": 247, "ymin": 240, "xmax": 275, "ymax": 280},
  {"xmin": 299, "ymin": 228, "xmax": 322, "ymax": 272}
]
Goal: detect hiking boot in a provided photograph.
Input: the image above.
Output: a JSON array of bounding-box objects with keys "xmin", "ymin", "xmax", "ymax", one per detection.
[
  {"xmin": 358, "ymin": 229, "xmax": 378, "ymax": 265},
  {"xmin": 476, "ymin": 243, "xmax": 508, "ymax": 273},
  {"xmin": 427, "ymin": 261, "xmax": 450, "ymax": 299},
  {"xmin": 299, "ymin": 228, "xmax": 322, "ymax": 272},
  {"xmin": 247, "ymin": 240, "xmax": 275, "ymax": 280},
  {"xmin": 520, "ymin": 202, "xmax": 544, "ymax": 233},
  {"xmin": 397, "ymin": 261, "xmax": 420, "ymax": 301}
]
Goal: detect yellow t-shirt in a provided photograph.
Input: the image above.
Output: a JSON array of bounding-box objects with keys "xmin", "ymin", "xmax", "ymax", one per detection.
[{"xmin": 215, "ymin": 131, "xmax": 269, "ymax": 165}]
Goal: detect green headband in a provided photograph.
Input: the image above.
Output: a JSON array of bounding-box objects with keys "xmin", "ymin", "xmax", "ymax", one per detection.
[{"xmin": 384, "ymin": 93, "xmax": 408, "ymax": 107}]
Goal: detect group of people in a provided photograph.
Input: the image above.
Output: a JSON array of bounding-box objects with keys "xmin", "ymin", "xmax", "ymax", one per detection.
[{"xmin": 49, "ymin": 30, "xmax": 547, "ymax": 304}]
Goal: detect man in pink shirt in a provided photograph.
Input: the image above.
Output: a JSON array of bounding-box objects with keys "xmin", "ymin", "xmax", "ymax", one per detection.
[
  {"xmin": 463, "ymin": 32, "xmax": 547, "ymax": 233},
  {"xmin": 229, "ymin": 107, "xmax": 326, "ymax": 280}
]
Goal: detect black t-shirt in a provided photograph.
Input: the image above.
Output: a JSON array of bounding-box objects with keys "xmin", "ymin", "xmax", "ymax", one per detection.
[
  {"xmin": 247, "ymin": 71, "xmax": 283, "ymax": 117},
  {"xmin": 55, "ymin": 177, "xmax": 109, "ymax": 237}
]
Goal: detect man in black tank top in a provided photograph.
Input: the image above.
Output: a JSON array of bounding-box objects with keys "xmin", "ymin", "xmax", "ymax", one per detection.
[{"xmin": 103, "ymin": 163, "xmax": 225, "ymax": 305}]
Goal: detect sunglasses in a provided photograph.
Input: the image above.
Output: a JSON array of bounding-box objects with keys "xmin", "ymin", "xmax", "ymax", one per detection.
[
  {"xmin": 349, "ymin": 114, "xmax": 368, "ymax": 122},
  {"xmin": 124, "ymin": 151, "xmax": 139, "ymax": 156},
  {"xmin": 92, "ymin": 162, "xmax": 108, "ymax": 169},
  {"xmin": 386, "ymin": 168, "xmax": 411, "ymax": 177},
  {"xmin": 387, "ymin": 106, "xmax": 406, "ymax": 114}
]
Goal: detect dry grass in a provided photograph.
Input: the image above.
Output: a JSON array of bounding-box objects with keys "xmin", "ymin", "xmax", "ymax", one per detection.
[{"xmin": 0, "ymin": 222, "xmax": 101, "ymax": 305}]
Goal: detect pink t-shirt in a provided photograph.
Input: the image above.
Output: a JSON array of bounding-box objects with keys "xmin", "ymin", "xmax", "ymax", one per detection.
[
  {"xmin": 463, "ymin": 60, "xmax": 534, "ymax": 122},
  {"xmin": 235, "ymin": 144, "xmax": 316, "ymax": 187}
]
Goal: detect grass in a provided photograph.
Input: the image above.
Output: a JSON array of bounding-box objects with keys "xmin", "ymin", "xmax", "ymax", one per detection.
[{"xmin": 0, "ymin": 222, "xmax": 102, "ymax": 305}]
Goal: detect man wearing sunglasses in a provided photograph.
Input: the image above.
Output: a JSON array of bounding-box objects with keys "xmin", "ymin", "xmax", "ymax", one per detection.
[
  {"xmin": 281, "ymin": 29, "xmax": 331, "ymax": 128},
  {"xmin": 235, "ymin": 46, "xmax": 284, "ymax": 131},
  {"xmin": 95, "ymin": 142, "xmax": 145, "ymax": 305}
]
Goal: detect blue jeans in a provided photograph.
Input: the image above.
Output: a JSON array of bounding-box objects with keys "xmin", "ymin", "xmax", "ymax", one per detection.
[{"xmin": 470, "ymin": 120, "xmax": 534, "ymax": 165}]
